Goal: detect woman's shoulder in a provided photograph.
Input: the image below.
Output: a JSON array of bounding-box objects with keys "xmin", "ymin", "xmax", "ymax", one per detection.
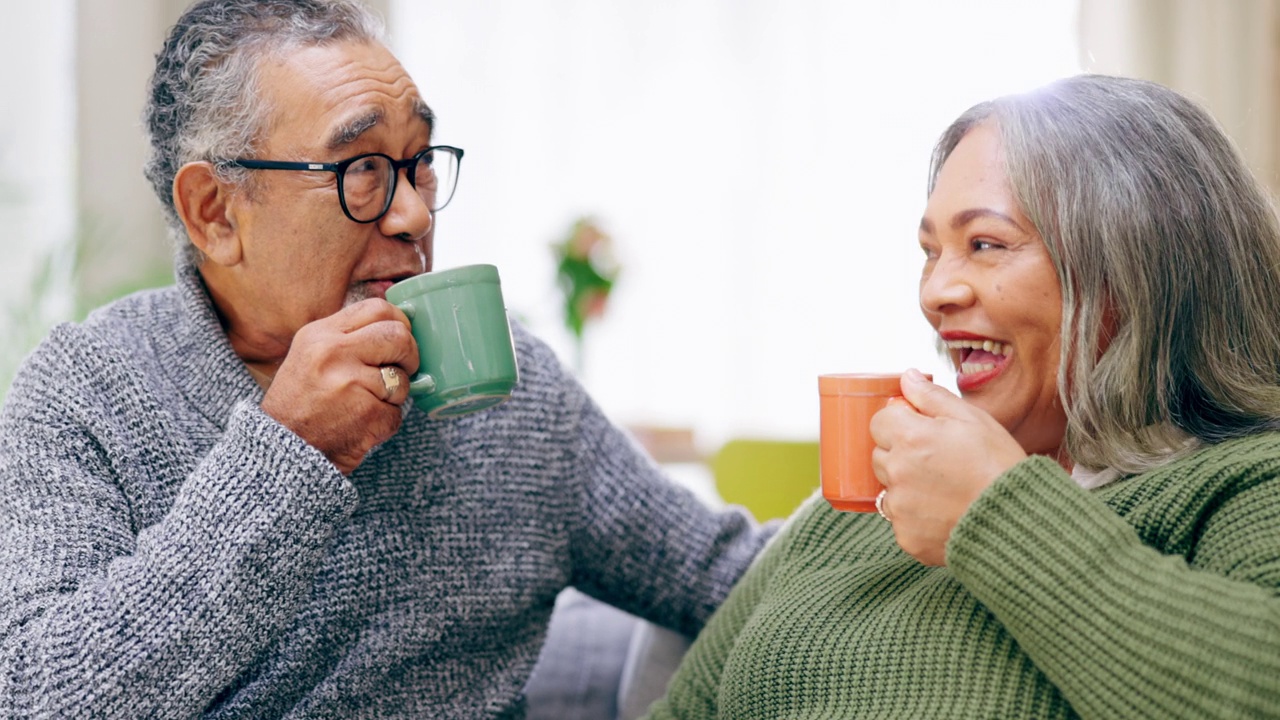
[
  {"xmin": 1143, "ymin": 431, "xmax": 1280, "ymax": 490},
  {"xmin": 1104, "ymin": 431, "xmax": 1280, "ymax": 555}
]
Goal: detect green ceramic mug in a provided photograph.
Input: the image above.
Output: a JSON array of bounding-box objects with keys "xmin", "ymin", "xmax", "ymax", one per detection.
[{"xmin": 385, "ymin": 264, "xmax": 519, "ymax": 418}]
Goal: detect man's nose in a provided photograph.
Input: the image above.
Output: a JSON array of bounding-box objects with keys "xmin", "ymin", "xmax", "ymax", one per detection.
[{"xmin": 379, "ymin": 169, "xmax": 433, "ymax": 241}]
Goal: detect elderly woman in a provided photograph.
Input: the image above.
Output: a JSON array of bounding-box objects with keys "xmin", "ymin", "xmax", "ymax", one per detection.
[{"xmin": 643, "ymin": 74, "xmax": 1280, "ymax": 719}]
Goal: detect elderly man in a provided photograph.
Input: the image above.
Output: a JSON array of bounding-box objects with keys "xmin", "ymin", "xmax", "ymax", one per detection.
[{"xmin": 0, "ymin": 0, "xmax": 768, "ymax": 717}]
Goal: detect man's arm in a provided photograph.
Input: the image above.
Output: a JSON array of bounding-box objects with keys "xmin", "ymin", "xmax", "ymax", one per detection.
[
  {"xmin": 540, "ymin": 336, "xmax": 773, "ymax": 635},
  {"xmin": 0, "ymin": 328, "xmax": 357, "ymax": 717}
]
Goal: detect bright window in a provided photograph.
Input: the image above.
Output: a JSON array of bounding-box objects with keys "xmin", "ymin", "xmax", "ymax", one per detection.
[
  {"xmin": 0, "ymin": 0, "xmax": 77, "ymax": 394},
  {"xmin": 395, "ymin": 0, "xmax": 1081, "ymax": 446}
]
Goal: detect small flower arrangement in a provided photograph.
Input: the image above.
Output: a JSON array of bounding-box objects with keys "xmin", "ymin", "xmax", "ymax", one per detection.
[{"xmin": 552, "ymin": 216, "xmax": 620, "ymax": 368}]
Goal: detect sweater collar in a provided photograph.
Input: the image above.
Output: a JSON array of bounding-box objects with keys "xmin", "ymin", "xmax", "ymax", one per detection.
[
  {"xmin": 167, "ymin": 253, "xmax": 265, "ymax": 430},
  {"xmin": 1069, "ymin": 464, "xmax": 1123, "ymax": 490}
]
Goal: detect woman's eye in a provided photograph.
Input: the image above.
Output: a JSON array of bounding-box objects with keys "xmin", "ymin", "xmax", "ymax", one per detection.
[{"xmin": 972, "ymin": 237, "xmax": 1001, "ymax": 251}]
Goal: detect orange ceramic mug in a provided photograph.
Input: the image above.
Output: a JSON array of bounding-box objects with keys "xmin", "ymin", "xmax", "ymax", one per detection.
[{"xmin": 818, "ymin": 373, "xmax": 929, "ymax": 512}]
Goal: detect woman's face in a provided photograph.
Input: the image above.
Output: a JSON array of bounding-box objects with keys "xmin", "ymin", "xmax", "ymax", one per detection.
[{"xmin": 917, "ymin": 122, "xmax": 1067, "ymax": 458}]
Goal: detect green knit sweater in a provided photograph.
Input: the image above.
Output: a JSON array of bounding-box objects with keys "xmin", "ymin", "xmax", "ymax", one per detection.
[{"xmin": 643, "ymin": 433, "xmax": 1280, "ymax": 719}]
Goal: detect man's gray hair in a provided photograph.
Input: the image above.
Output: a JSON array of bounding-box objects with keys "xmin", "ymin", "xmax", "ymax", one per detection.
[
  {"xmin": 928, "ymin": 74, "xmax": 1280, "ymax": 474},
  {"xmin": 142, "ymin": 0, "xmax": 385, "ymax": 266}
]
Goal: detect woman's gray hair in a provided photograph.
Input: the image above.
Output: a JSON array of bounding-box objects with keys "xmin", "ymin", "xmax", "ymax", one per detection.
[
  {"xmin": 142, "ymin": 0, "xmax": 385, "ymax": 267},
  {"xmin": 929, "ymin": 74, "xmax": 1280, "ymax": 474}
]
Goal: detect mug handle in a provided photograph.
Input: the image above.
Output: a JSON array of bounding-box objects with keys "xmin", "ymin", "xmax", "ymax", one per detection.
[
  {"xmin": 395, "ymin": 301, "xmax": 436, "ymax": 395},
  {"xmin": 410, "ymin": 374, "xmax": 437, "ymax": 394}
]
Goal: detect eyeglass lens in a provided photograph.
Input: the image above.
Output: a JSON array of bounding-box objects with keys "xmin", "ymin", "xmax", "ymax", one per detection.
[{"xmin": 341, "ymin": 149, "xmax": 459, "ymax": 221}]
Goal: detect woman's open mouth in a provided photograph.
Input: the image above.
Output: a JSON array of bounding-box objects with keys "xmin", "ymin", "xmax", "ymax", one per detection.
[{"xmin": 945, "ymin": 337, "xmax": 1011, "ymax": 391}]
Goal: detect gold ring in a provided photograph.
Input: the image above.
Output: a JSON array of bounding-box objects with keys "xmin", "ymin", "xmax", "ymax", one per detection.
[
  {"xmin": 875, "ymin": 489, "xmax": 891, "ymax": 522},
  {"xmin": 380, "ymin": 365, "xmax": 402, "ymax": 400}
]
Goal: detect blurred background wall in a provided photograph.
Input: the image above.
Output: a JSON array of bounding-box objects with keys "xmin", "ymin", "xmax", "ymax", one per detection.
[{"xmin": 3, "ymin": 0, "xmax": 1277, "ymax": 454}]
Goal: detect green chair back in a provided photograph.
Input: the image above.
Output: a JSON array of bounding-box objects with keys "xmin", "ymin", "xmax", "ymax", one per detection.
[{"xmin": 709, "ymin": 438, "xmax": 820, "ymax": 522}]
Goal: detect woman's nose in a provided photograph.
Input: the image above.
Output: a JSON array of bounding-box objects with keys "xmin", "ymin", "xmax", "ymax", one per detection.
[{"xmin": 919, "ymin": 255, "xmax": 976, "ymax": 315}]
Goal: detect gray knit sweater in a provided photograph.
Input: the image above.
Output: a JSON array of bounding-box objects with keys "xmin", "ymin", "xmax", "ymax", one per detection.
[{"xmin": 0, "ymin": 261, "xmax": 768, "ymax": 718}]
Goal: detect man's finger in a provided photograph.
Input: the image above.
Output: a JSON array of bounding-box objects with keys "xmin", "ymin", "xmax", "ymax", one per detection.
[
  {"xmin": 332, "ymin": 298, "xmax": 412, "ymax": 334},
  {"xmin": 348, "ymin": 319, "xmax": 421, "ymax": 375}
]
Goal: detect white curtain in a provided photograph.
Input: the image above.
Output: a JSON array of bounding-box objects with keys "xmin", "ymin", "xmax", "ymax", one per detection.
[
  {"xmin": 1078, "ymin": 0, "xmax": 1280, "ymax": 196},
  {"xmin": 392, "ymin": 0, "xmax": 1081, "ymax": 449}
]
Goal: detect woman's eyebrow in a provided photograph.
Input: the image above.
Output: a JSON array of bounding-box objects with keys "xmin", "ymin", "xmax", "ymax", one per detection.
[
  {"xmin": 950, "ymin": 207, "xmax": 1019, "ymax": 229},
  {"xmin": 920, "ymin": 207, "xmax": 1021, "ymax": 235}
]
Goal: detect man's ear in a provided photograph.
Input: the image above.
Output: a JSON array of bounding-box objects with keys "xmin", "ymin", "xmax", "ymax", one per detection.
[{"xmin": 173, "ymin": 161, "xmax": 243, "ymax": 266}]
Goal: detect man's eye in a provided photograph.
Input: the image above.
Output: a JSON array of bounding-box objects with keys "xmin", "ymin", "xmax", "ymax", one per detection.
[{"xmin": 349, "ymin": 158, "xmax": 381, "ymax": 174}]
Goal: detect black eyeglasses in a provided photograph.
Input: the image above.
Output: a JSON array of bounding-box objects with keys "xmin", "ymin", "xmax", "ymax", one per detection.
[{"xmin": 225, "ymin": 145, "xmax": 464, "ymax": 223}]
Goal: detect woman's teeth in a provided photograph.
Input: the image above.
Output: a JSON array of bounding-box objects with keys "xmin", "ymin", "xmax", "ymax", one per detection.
[
  {"xmin": 945, "ymin": 339, "xmax": 1011, "ymax": 356},
  {"xmin": 945, "ymin": 339, "xmax": 1011, "ymax": 375}
]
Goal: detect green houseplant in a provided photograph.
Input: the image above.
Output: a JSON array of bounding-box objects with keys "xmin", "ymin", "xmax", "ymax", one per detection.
[{"xmin": 552, "ymin": 216, "xmax": 620, "ymax": 371}]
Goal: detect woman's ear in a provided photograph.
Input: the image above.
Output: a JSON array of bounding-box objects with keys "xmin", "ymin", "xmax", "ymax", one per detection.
[{"xmin": 173, "ymin": 161, "xmax": 243, "ymax": 266}]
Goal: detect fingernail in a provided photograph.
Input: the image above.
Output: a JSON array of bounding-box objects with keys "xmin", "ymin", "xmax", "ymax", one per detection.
[{"xmin": 904, "ymin": 368, "xmax": 927, "ymax": 383}]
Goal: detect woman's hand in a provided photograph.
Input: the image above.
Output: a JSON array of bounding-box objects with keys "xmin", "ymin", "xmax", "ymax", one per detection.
[{"xmin": 869, "ymin": 368, "xmax": 1027, "ymax": 566}]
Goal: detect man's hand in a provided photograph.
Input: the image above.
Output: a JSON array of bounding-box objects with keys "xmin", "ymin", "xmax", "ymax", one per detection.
[
  {"xmin": 260, "ymin": 299, "xmax": 419, "ymax": 475},
  {"xmin": 869, "ymin": 369, "xmax": 1026, "ymax": 566}
]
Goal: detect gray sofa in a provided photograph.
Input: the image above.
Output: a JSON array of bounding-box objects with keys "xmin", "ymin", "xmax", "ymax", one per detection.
[{"xmin": 524, "ymin": 588, "xmax": 692, "ymax": 720}]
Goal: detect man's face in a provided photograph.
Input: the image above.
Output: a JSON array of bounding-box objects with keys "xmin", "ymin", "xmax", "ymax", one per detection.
[{"xmin": 216, "ymin": 39, "xmax": 436, "ymax": 351}]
